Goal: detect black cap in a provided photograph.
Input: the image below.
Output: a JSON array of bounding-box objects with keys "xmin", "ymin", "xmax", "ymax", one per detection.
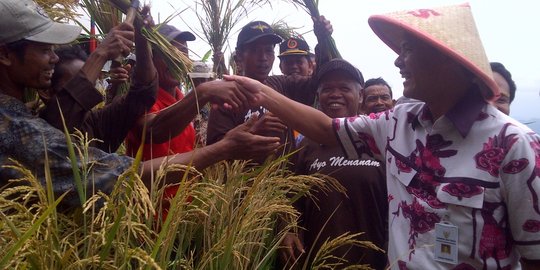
[
  {"xmin": 157, "ymin": 24, "xmax": 196, "ymax": 42},
  {"xmin": 236, "ymin": 21, "xmax": 282, "ymax": 50},
  {"xmin": 316, "ymin": 59, "xmax": 365, "ymax": 86},
  {"xmin": 278, "ymin": 37, "xmax": 310, "ymax": 57}
]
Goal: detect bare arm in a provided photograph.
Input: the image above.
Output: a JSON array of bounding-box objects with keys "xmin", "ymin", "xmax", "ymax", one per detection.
[
  {"xmin": 140, "ymin": 116, "xmax": 280, "ymax": 186},
  {"xmin": 135, "ymin": 80, "xmax": 249, "ymax": 144},
  {"xmin": 226, "ymin": 75, "xmax": 337, "ymax": 146}
]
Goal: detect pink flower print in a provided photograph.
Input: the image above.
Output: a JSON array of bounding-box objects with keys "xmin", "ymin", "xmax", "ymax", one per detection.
[
  {"xmin": 388, "ymin": 194, "xmax": 394, "ymax": 203},
  {"xmin": 396, "ymin": 158, "xmax": 412, "ymax": 173},
  {"xmin": 442, "ymin": 183, "xmax": 483, "ymax": 200},
  {"xmin": 475, "ymin": 123, "xmax": 518, "ymax": 177},
  {"xmin": 398, "ymin": 260, "xmax": 409, "ymax": 270},
  {"xmin": 475, "ymin": 148, "xmax": 505, "ymax": 176},
  {"xmin": 522, "ymin": 219, "xmax": 540, "ymax": 232},
  {"xmin": 478, "ymin": 202, "xmax": 512, "ymax": 266},
  {"xmin": 531, "ymin": 139, "xmax": 540, "ymax": 176},
  {"xmin": 346, "ymin": 116, "xmax": 359, "ymax": 122},
  {"xmin": 367, "ymin": 113, "xmax": 380, "ymax": 120},
  {"xmin": 407, "ymin": 184, "xmax": 445, "ymax": 209},
  {"xmin": 502, "ymin": 158, "xmax": 528, "ymax": 174},
  {"xmin": 393, "ymin": 199, "xmax": 441, "ymax": 257},
  {"xmin": 476, "ymin": 111, "xmax": 489, "ymax": 121},
  {"xmin": 357, "ymin": 132, "xmax": 381, "ymax": 155}
]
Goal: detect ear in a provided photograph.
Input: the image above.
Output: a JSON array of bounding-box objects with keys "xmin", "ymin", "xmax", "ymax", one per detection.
[{"xmin": 0, "ymin": 45, "xmax": 13, "ymax": 66}]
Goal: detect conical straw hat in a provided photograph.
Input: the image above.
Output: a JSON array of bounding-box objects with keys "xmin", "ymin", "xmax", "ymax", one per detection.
[{"xmin": 368, "ymin": 3, "xmax": 499, "ymax": 99}]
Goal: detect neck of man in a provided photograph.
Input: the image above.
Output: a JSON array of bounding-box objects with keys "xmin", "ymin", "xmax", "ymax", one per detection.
[
  {"xmin": 424, "ymin": 74, "xmax": 473, "ymax": 120},
  {"xmin": 0, "ymin": 72, "xmax": 24, "ymax": 101}
]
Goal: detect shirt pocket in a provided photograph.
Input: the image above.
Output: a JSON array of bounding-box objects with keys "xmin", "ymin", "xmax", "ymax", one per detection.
[
  {"xmin": 436, "ymin": 182, "xmax": 485, "ymax": 209},
  {"xmin": 388, "ymin": 156, "xmax": 417, "ymax": 187}
]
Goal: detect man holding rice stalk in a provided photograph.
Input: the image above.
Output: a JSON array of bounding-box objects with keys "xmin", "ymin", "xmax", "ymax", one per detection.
[
  {"xmin": 228, "ymin": 3, "xmax": 540, "ymax": 269},
  {"xmin": 0, "ymin": 0, "xmax": 280, "ymax": 209}
]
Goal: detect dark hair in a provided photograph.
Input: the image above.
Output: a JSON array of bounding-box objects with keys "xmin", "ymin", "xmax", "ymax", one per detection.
[
  {"xmin": 364, "ymin": 77, "xmax": 392, "ymax": 97},
  {"xmin": 490, "ymin": 62, "xmax": 516, "ymax": 102},
  {"xmin": 51, "ymin": 45, "xmax": 88, "ymax": 88},
  {"xmin": 5, "ymin": 39, "xmax": 32, "ymax": 62}
]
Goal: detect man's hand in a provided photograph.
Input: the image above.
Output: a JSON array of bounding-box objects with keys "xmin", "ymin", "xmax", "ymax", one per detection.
[
  {"xmin": 198, "ymin": 80, "xmax": 250, "ymax": 111},
  {"xmin": 108, "ymin": 64, "xmax": 131, "ymax": 85},
  {"xmin": 220, "ymin": 116, "xmax": 280, "ymax": 161},
  {"xmin": 249, "ymin": 112, "xmax": 287, "ymax": 136},
  {"xmin": 313, "ymin": 15, "xmax": 333, "ymax": 39},
  {"xmin": 95, "ymin": 23, "xmax": 135, "ymax": 60},
  {"xmin": 222, "ymin": 74, "xmax": 268, "ymax": 107},
  {"xmin": 278, "ymin": 232, "xmax": 305, "ymax": 267}
]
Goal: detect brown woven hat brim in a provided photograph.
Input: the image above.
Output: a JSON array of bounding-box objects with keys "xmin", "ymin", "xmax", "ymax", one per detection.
[{"xmin": 368, "ymin": 4, "xmax": 499, "ymax": 100}]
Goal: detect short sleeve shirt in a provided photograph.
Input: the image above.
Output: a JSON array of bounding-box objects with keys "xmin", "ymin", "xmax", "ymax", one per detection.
[{"xmin": 333, "ymin": 91, "xmax": 540, "ymax": 269}]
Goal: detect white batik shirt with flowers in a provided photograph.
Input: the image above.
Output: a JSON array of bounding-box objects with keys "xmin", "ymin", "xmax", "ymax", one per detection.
[{"xmin": 334, "ymin": 90, "xmax": 540, "ymax": 269}]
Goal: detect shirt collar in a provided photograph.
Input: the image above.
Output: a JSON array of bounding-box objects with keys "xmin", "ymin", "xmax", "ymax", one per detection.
[
  {"xmin": 445, "ymin": 87, "xmax": 486, "ymax": 138},
  {"xmin": 413, "ymin": 86, "xmax": 486, "ymax": 138}
]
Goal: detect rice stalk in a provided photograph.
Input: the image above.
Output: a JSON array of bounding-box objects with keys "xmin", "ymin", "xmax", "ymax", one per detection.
[
  {"xmin": 0, "ymin": 137, "xmax": 377, "ymax": 269},
  {"xmin": 310, "ymin": 232, "xmax": 382, "ymax": 270},
  {"xmin": 36, "ymin": 0, "xmax": 81, "ymax": 22},
  {"xmin": 79, "ymin": 0, "xmax": 123, "ymax": 35},
  {"xmin": 286, "ymin": 0, "xmax": 342, "ymax": 60}
]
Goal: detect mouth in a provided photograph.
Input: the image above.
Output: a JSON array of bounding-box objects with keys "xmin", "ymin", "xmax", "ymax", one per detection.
[
  {"xmin": 256, "ymin": 65, "xmax": 270, "ymax": 72},
  {"xmin": 43, "ymin": 69, "xmax": 54, "ymax": 80},
  {"xmin": 400, "ymin": 71, "xmax": 411, "ymax": 81},
  {"xmin": 326, "ymin": 102, "xmax": 345, "ymax": 109}
]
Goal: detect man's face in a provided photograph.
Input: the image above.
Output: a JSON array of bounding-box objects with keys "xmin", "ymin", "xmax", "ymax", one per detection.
[
  {"xmin": 394, "ymin": 37, "xmax": 444, "ymax": 101},
  {"xmin": 153, "ymin": 55, "xmax": 179, "ymax": 89},
  {"xmin": 492, "ymin": 71, "xmax": 511, "ymax": 115},
  {"xmin": 362, "ymin": 84, "xmax": 394, "ymax": 114},
  {"xmin": 279, "ymin": 55, "xmax": 312, "ymax": 76},
  {"xmin": 6, "ymin": 41, "xmax": 58, "ymax": 90},
  {"xmin": 317, "ymin": 70, "xmax": 362, "ymax": 118},
  {"xmin": 172, "ymin": 39, "xmax": 189, "ymax": 56},
  {"xmin": 41, "ymin": 58, "xmax": 84, "ymax": 102},
  {"xmin": 154, "ymin": 38, "xmax": 190, "ymax": 90},
  {"xmin": 237, "ymin": 37, "xmax": 275, "ymax": 82}
]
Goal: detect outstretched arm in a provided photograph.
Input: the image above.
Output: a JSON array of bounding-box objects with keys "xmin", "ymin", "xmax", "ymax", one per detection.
[
  {"xmin": 140, "ymin": 116, "xmax": 280, "ymax": 185},
  {"xmin": 226, "ymin": 75, "xmax": 337, "ymax": 146},
  {"xmin": 132, "ymin": 79, "xmax": 249, "ymax": 144}
]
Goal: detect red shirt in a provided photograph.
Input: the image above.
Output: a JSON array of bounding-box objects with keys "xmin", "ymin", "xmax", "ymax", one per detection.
[
  {"xmin": 125, "ymin": 87, "xmax": 196, "ymax": 220},
  {"xmin": 126, "ymin": 87, "xmax": 195, "ymax": 160}
]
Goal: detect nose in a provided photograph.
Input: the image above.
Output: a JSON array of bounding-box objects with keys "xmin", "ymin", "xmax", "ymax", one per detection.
[
  {"xmin": 394, "ymin": 54, "xmax": 403, "ymax": 68},
  {"xmin": 50, "ymin": 51, "xmax": 60, "ymax": 64}
]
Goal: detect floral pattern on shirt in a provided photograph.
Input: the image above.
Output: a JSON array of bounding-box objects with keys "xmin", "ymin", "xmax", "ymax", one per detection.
[
  {"xmin": 475, "ymin": 123, "xmax": 520, "ymax": 177},
  {"xmin": 334, "ymin": 95, "xmax": 540, "ymax": 269}
]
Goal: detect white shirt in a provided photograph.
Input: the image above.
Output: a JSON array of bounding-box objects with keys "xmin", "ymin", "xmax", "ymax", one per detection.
[{"xmin": 334, "ymin": 91, "xmax": 540, "ymax": 269}]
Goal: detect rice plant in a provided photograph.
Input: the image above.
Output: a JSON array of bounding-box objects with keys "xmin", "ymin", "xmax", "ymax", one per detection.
[{"xmin": 0, "ymin": 137, "xmax": 377, "ymax": 269}]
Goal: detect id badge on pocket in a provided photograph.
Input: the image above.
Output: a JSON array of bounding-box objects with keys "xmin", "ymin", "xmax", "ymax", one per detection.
[{"xmin": 434, "ymin": 222, "xmax": 458, "ymax": 265}]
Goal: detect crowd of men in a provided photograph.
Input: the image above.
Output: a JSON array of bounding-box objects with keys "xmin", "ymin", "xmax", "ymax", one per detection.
[{"xmin": 0, "ymin": 0, "xmax": 538, "ymax": 269}]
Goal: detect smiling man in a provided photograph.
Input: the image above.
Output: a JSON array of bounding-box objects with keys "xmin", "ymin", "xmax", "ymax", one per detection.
[
  {"xmin": 228, "ymin": 4, "xmax": 540, "ymax": 269},
  {"xmin": 206, "ymin": 18, "xmax": 334, "ymax": 157},
  {"xmin": 280, "ymin": 59, "xmax": 387, "ymax": 269},
  {"xmin": 362, "ymin": 77, "xmax": 394, "ymax": 114},
  {"xmin": 278, "ymin": 37, "xmax": 314, "ymax": 76},
  {"xmin": 0, "ymin": 0, "xmax": 280, "ymax": 210}
]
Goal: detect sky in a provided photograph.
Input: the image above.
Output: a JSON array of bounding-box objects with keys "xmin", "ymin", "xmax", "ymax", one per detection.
[{"xmin": 144, "ymin": 0, "xmax": 540, "ymax": 124}]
